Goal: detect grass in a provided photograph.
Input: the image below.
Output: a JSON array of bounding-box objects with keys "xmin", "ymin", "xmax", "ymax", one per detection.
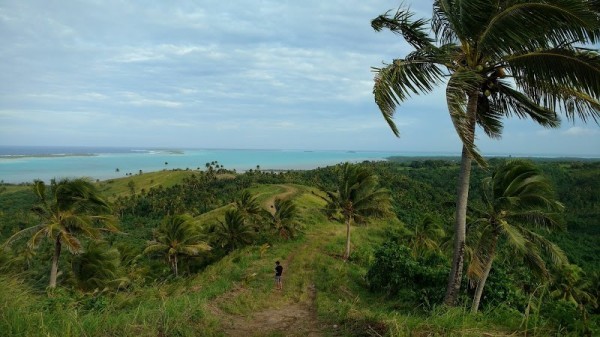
[
  {"xmin": 97, "ymin": 170, "xmax": 199, "ymax": 199},
  {"xmin": 0, "ymin": 174, "xmax": 572, "ymax": 336}
]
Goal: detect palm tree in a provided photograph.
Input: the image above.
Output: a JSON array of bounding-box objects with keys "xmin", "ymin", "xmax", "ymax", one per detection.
[
  {"xmin": 467, "ymin": 160, "xmax": 567, "ymax": 312},
  {"xmin": 270, "ymin": 198, "xmax": 300, "ymax": 239},
  {"xmin": 371, "ymin": 1, "xmax": 599, "ymax": 305},
  {"xmin": 550, "ymin": 264, "xmax": 596, "ymax": 308},
  {"xmin": 235, "ymin": 191, "xmax": 267, "ymax": 230},
  {"xmin": 322, "ymin": 163, "xmax": 392, "ymax": 260},
  {"xmin": 144, "ymin": 214, "xmax": 210, "ymax": 277},
  {"xmin": 4, "ymin": 178, "xmax": 116, "ymax": 288},
  {"xmin": 407, "ymin": 215, "xmax": 445, "ymax": 258},
  {"xmin": 213, "ymin": 209, "xmax": 255, "ymax": 252},
  {"xmin": 71, "ymin": 241, "xmax": 128, "ymax": 291},
  {"xmin": 550, "ymin": 264, "xmax": 597, "ymax": 332}
]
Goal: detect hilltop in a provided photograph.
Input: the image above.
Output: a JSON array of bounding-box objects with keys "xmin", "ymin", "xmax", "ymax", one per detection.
[{"xmin": 1, "ymin": 159, "xmax": 599, "ymax": 336}]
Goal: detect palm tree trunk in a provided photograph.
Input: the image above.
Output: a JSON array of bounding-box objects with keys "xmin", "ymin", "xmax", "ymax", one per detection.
[
  {"xmin": 471, "ymin": 235, "xmax": 498, "ymax": 313},
  {"xmin": 174, "ymin": 255, "xmax": 178, "ymax": 277},
  {"xmin": 49, "ymin": 235, "xmax": 62, "ymax": 288},
  {"xmin": 444, "ymin": 91, "xmax": 478, "ymax": 306},
  {"xmin": 444, "ymin": 146, "xmax": 471, "ymax": 305},
  {"xmin": 344, "ymin": 217, "xmax": 351, "ymax": 260}
]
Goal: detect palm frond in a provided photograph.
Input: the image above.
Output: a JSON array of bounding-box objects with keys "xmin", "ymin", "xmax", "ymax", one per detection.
[
  {"xmin": 476, "ymin": 94, "xmax": 504, "ymax": 139},
  {"xmin": 2, "ymin": 224, "xmax": 43, "ymax": 249},
  {"xmin": 467, "ymin": 227, "xmax": 497, "ymax": 282},
  {"xmin": 143, "ymin": 242, "xmax": 169, "ymax": 255},
  {"xmin": 432, "ymin": 0, "xmax": 458, "ymax": 44},
  {"xmin": 373, "ymin": 49, "xmax": 448, "ymax": 136},
  {"xmin": 497, "ymin": 219, "xmax": 527, "ymax": 252},
  {"xmin": 446, "ymin": 70, "xmax": 486, "ymax": 165},
  {"xmin": 179, "ymin": 243, "xmax": 211, "ymax": 256},
  {"xmin": 510, "ymin": 48, "xmax": 600, "ymax": 123},
  {"xmin": 520, "ymin": 242, "xmax": 550, "ymax": 279},
  {"xmin": 479, "ymin": 1, "xmax": 600, "ymax": 56},
  {"xmin": 371, "ymin": 7, "xmax": 434, "ymax": 49},
  {"xmin": 523, "ymin": 229, "xmax": 569, "ymax": 267},
  {"xmin": 494, "ymin": 82, "xmax": 562, "ymax": 128},
  {"xmin": 28, "ymin": 227, "xmax": 51, "ymax": 249},
  {"xmin": 32, "ymin": 180, "xmax": 46, "ymax": 201},
  {"xmin": 60, "ymin": 231, "xmax": 83, "ymax": 254}
]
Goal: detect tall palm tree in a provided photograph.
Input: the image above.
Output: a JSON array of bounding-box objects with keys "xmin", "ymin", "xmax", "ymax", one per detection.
[
  {"xmin": 270, "ymin": 198, "xmax": 300, "ymax": 240},
  {"xmin": 144, "ymin": 214, "xmax": 210, "ymax": 277},
  {"xmin": 322, "ymin": 163, "xmax": 392, "ymax": 260},
  {"xmin": 4, "ymin": 178, "xmax": 116, "ymax": 288},
  {"xmin": 372, "ymin": 1, "xmax": 599, "ymax": 305},
  {"xmin": 467, "ymin": 160, "xmax": 567, "ymax": 312},
  {"xmin": 213, "ymin": 209, "xmax": 255, "ymax": 252}
]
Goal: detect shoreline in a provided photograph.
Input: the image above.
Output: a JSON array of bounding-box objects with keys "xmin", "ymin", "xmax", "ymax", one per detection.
[{"xmin": 2, "ymin": 156, "xmax": 599, "ymax": 186}]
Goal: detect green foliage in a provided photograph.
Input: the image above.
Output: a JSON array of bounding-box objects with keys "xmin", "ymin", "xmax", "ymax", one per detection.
[
  {"xmin": 321, "ymin": 162, "xmax": 393, "ymax": 259},
  {"xmin": 0, "ymin": 159, "xmax": 598, "ymax": 336},
  {"xmin": 70, "ymin": 241, "xmax": 128, "ymax": 291},
  {"xmin": 144, "ymin": 214, "xmax": 211, "ymax": 277},
  {"xmin": 269, "ymin": 198, "xmax": 301, "ymax": 239},
  {"xmin": 211, "ymin": 209, "xmax": 255, "ymax": 253},
  {"xmin": 367, "ymin": 240, "xmax": 449, "ymax": 310}
]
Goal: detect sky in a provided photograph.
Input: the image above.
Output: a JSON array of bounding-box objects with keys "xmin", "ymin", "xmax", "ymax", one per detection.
[{"xmin": 0, "ymin": 0, "xmax": 598, "ymax": 156}]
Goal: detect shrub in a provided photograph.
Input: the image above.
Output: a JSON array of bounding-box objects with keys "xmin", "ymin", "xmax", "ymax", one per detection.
[{"xmin": 366, "ymin": 241, "xmax": 448, "ymax": 310}]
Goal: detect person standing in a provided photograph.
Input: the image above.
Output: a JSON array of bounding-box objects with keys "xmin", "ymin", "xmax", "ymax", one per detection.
[{"xmin": 274, "ymin": 261, "xmax": 283, "ymax": 290}]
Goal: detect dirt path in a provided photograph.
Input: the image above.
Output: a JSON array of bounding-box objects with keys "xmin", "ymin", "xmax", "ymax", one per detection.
[
  {"xmin": 208, "ymin": 185, "xmax": 325, "ymax": 337},
  {"xmin": 264, "ymin": 185, "xmax": 298, "ymax": 215},
  {"xmin": 211, "ymin": 245, "xmax": 322, "ymax": 337}
]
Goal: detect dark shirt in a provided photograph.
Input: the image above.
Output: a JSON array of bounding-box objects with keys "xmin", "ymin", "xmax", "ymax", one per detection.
[{"xmin": 275, "ymin": 265, "xmax": 283, "ymax": 276}]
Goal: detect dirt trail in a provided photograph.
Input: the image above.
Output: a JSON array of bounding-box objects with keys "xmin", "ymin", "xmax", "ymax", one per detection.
[
  {"xmin": 264, "ymin": 185, "xmax": 298, "ymax": 215},
  {"xmin": 211, "ymin": 246, "xmax": 322, "ymax": 337},
  {"xmin": 208, "ymin": 184, "xmax": 324, "ymax": 337}
]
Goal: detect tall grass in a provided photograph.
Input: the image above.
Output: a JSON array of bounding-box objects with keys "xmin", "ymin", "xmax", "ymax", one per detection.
[{"xmin": 2, "ymin": 179, "xmax": 585, "ymax": 336}]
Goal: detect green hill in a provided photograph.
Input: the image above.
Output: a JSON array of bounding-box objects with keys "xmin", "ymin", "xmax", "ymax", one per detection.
[{"xmin": 1, "ymin": 160, "xmax": 598, "ymax": 336}]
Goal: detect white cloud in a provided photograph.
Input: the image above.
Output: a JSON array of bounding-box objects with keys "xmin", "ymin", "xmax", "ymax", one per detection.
[
  {"xmin": 0, "ymin": 0, "xmax": 598, "ymax": 156},
  {"xmin": 563, "ymin": 127, "xmax": 600, "ymax": 136},
  {"xmin": 120, "ymin": 92, "xmax": 182, "ymax": 108}
]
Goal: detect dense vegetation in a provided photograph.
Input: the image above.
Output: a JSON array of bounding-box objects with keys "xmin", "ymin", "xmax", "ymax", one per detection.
[{"xmin": 0, "ymin": 158, "xmax": 599, "ymax": 336}]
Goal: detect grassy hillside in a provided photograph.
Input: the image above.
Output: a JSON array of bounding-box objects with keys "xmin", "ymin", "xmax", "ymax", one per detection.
[
  {"xmin": 1, "ymin": 161, "xmax": 598, "ymax": 336},
  {"xmin": 98, "ymin": 169, "xmax": 201, "ymax": 199},
  {"xmin": 0, "ymin": 181, "xmax": 522, "ymax": 336}
]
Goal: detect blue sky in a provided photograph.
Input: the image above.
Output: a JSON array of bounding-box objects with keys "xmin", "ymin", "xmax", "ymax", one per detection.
[{"xmin": 0, "ymin": 0, "xmax": 598, "ymax": 156}]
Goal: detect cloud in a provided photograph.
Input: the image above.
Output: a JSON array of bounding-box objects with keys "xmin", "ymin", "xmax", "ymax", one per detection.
[
  {"xmin": 563, "ymin": 127, "xmax": 600, "ymax": 136},
  {"xmin": 0, "ymin": 0, "xmax": 598, "ymax": 156},
  {"xmin": 120, "ymin": 92, "xmax": 183, "ymax": 108}
]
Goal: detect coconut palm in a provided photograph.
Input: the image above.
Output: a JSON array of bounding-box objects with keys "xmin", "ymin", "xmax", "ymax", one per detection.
[
  {"xmin": 322, "ymin": 163, "xmax": 392, "ymax": 260},
  {"xmin": 550, "ymin": 264, "xmax": 596, "ymax": 308},
  {"xmin": 270, "ymin": 198, "xmax": 300, "ymax": 240},
  {"xmin": 3, "ymin": 178, "xmax": 116, "ymax": 288},
  {"xmin": 467, "ymin": 160, "xmax": 567, "ymax": 312},
  {"xmin": 213, "ymin": 209, "xmax": 255, "ymax": 252},
  {"xmin": 371, "ymin": 1, "xmax": 599, "ymax": 304},
  {"xmin": 550, "ymin": 264, "xmax": 597, "ymax": 331},
  {"xmin": 71, "ymin": 241, "xmax": 128, "ymax": 291},
  {"xmin": 144, "ymin": 214, "xmax": 210, "ymax": 277},
  {"xmin": 407, "ymin": 215, "xmax": 445, "ymax": 258},
  {"xmin": 235, "ymin": 191, "xmax": 267, "ymax": 230}
]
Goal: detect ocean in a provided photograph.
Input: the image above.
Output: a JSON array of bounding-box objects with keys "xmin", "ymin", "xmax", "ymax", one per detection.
[{"xmin": 0, "ymin": 146, "xmax": 443, "ymax": 184}]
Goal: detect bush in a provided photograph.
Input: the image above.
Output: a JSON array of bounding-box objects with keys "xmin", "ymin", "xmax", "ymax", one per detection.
[{"xmin": 366, "ymin": 241, "xmax": 448, "ymax": 310}]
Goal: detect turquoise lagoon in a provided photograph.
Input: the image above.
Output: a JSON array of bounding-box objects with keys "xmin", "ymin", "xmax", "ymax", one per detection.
[{"xmin": 0, "ymin": 146, "xmax": 440, "ymax": 184}]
